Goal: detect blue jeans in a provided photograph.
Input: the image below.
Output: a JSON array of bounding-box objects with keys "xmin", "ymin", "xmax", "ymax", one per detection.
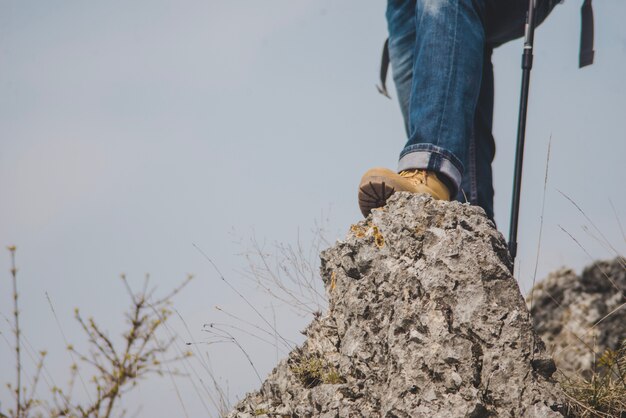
[{"xmin": 387, "ymin": 0, "xmax": 558, "ymax": 220}]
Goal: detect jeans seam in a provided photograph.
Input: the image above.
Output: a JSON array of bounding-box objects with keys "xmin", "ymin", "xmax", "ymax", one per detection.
[
  {"xmin": 410, "ymin": 2, "xmax": 423, "ymax": 136},
  {"xmin": 469, "ymin": 129, "xmax": 478, "ymax": 202},
  {"xmin": 436, "ymin": 0, "xmax": 459, "ymax": 146}
]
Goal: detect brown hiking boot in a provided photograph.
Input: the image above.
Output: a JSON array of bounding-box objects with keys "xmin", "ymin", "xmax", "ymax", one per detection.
[{"xmin": 358, "ymin": 167, "xmax": 451, "ymax": 217}]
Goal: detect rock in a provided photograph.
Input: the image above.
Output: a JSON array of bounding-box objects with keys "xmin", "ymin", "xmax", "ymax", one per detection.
[
  {"xmin": 228, "ymin": 193, "xmax": 565, "ymax": 417},
  {"xmin": 527, "ymin": 257, "xmax": 626, "ymax": 378}
]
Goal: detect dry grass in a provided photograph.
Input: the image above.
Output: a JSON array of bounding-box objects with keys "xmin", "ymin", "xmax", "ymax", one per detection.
[
  {"xmin": 561, "ymin": 340, "xmax": 626, "ymax": 417},
  {"xmin": 237, "ymin": 229, "xmax": 329, "ymax": 318},
  {"xmin": 288, "ymin": 351, "xmax": 344, "ymax": 388}
]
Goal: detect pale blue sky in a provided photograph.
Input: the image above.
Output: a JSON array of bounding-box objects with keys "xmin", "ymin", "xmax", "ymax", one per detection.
[{"xmin": 1, "ymin": 1, "xmax": 625, "ymax": 416}]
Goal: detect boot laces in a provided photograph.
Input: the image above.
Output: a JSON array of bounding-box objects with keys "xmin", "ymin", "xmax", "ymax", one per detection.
[{"xmin": 399, "ymin": 169, "xmax": 428, "ymax": 184}]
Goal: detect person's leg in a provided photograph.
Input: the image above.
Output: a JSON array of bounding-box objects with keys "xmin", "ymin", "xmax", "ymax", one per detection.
[
  {"xmin": 457, "ymin": 46, "xmax": 495, "ymax": 220},
  {"xmin": 466, "ymin": 0, "xmax": 561, "ymax": 221},
  {"xmin": 386, "ymin": 0, "xmax": 416, "ymax": 136},
  {"xmin": 361, "ymin": 0, "xmax": 487, "ymax": 219},
  {"xmin": 392, "ymin": 0, "xmax": 487, "ymax": 199},
  {"xmin": 366, "ymin": 0, "xmax": 558, "ymax": 219}
]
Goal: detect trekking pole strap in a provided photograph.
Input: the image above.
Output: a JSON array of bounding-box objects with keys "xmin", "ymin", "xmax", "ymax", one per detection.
[
  {"xmin": 377, "ymin": 39, "xmax": 392, "ymax": 98},
  {"xmin": 579, "ymin": 0, "xmax": 594, "ymax": 67}
]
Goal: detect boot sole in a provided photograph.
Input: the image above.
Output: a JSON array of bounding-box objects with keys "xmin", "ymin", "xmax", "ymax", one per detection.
[{"xmin": 358, "ymin": 178, "xmax": 396, "ymax": 217}]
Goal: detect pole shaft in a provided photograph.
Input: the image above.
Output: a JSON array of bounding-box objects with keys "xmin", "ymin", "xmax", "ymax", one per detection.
[{"xmin": 508, "ymin": 0, "xmax": 537, "ymax": 263}]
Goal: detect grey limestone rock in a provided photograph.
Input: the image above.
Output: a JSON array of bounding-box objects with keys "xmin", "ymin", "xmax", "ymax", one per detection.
[
  {"xmin": 527, "ymin": 257, "xmax": 626, "ymax": 378},
  {"xmin": 228, "ymin": 193, "xmax": 565, "ymax": 417}
]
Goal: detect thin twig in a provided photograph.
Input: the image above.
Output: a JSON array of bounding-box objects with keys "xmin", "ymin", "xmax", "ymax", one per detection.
[
  {"xmin": 193, "ymin": 243, "xmax": 292, "ymax": 350},
  {"xmin": 45, "ymin": 292, "xmax": 93, "ymax": 404},
  {"xmin": 168, "ymin": 309, "xmax": 224, "ymax": 414},
  {"xmin": 529, "ymin": 137, "xmax": 551, "ymax": 318},
  {"xmin": 8, "ymin": 246, "xmax": 22, "ymax": 418},
  {"xmin": 608, "ymin": 198, "xmax": 626, "ymax": 246},
  {"xmin": 558, "ymin": 190, "xmax": 623, "ymax": 262},
  {"xmin": 557, "ymin": 225, "xmax": 621, "ymax": 292}
]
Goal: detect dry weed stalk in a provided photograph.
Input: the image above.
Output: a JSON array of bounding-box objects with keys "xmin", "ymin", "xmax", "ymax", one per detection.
[
  {"xmin": 2, "ymin": 246, "xmax": 193, "ymax": 418},
  {"xmin": 239, "ymin": 223, "xmax": 330, "ymax": 317}
]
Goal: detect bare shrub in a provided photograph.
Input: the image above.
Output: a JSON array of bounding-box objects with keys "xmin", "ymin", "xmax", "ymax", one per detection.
[{"xmin": 2, "ymin": 246, "xmax": 193, "ymax": 418}]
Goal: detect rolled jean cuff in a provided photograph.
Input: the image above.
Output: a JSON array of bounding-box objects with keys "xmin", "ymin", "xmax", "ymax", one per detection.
[{"xmin": 398, "ymin": 144, "xmax": 464, "ymax": 197}]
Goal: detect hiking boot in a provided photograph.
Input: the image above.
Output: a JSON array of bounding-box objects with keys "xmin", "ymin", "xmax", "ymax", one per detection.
[{"xmin": 358, "ymin": 167, "xmax": 451, "ymax": 217}]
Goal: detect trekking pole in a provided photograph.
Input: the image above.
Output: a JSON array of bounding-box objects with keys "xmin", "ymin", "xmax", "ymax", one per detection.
[{"xmin": 508, "ymin": 0, "xmax": 537, "ymax": 264}]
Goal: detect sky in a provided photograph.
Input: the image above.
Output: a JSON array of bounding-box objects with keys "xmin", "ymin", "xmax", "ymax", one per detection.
[{"xmin": 1, "ymin": 1, "xmax": 625, "ymax": 416}]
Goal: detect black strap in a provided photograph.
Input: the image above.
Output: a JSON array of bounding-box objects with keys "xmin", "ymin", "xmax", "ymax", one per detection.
[
  {"xmin": 376, "ymin": 38, "xmax": 391, "ymax": 98},
  {"xmin": 579, "ymin": 0, "xmax": 594, "ymax": 68}
]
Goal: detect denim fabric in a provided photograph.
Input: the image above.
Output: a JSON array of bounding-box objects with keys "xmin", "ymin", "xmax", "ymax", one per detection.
[{"xmin": 387, "ymin": 0, "xmax": 558, "ymax": 220}]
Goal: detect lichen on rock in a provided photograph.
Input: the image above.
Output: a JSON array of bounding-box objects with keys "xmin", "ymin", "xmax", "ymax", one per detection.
[{"xmin": 228, "ymin": 193, "xmax": 565, "ymax": 417}]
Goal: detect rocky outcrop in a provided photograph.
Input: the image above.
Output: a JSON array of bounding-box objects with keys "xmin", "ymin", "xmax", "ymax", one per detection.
[
  {"xmin": 528, "ymin": 257, "xmax": 626, "ymax": 378},
  {"xmin": 229, "ymin": 193, "xmax": 565, "ymax": 417}
]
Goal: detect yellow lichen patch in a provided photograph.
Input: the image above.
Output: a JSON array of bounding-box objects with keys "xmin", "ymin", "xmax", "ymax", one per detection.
[
  {"xmin": 350, "ymin": 223, "xmax": 368, "ymax": 238},
  {"xmin": 351, "ymin": 222, "xmax": 385, "ymax": 248},
  {"xmin": 330, "ymin": 271, "xmax": 336, "ymax": 292},
  {"xmin": 373, "ymin": 226, "xmax": 385, "ymax": 248}
]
